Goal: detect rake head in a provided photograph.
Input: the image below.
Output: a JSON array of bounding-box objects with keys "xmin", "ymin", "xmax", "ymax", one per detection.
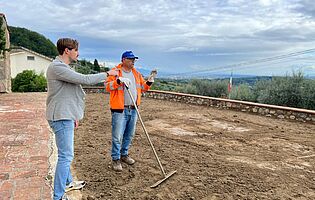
[{"xmin": 150, "ymin": 170, "xmax": 177, "ymax": 188}]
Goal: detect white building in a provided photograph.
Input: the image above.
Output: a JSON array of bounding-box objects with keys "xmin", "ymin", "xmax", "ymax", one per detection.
[{"xmin": 10, "ymin": 47, "xmax": 53, "ymax": 78}]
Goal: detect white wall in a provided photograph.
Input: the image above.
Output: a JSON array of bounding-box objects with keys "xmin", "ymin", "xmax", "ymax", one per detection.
[{"xmin": 10, "ymin": 51, "xmax": 52, "ymax": 78}]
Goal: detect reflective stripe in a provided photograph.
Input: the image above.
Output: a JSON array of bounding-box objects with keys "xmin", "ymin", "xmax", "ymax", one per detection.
[
  {"xmin": 136, "ymin": 84, "xmax": 143, "ymax": 90},
  {"xmin": 109, "ymin": 82, "xmax": 115, "ymax": 90},
  {"xmin": 108, "ymin": 64, "xmax": 151, "ymax": 109}
]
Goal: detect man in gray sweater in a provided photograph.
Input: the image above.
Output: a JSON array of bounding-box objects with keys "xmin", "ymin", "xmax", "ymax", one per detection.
[{"xmin": 46, "ymin": 38, "xmax": 118, "ymax": 200}]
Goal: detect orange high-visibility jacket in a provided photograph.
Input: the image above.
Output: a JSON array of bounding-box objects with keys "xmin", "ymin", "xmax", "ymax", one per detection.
[{"xmin": 105, "ymin": 64, "xmax": 151, "ymax": 109}]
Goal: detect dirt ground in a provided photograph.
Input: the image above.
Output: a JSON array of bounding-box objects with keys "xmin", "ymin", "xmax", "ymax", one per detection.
[{"xmin": 73, "ymin": 93, "xmax": 315, "ymax": 200}]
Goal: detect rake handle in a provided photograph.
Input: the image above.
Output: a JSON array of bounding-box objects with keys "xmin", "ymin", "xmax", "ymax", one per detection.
[{"xmin": 125, "ymin": 85, "xmax": 167, "ymax": 177}]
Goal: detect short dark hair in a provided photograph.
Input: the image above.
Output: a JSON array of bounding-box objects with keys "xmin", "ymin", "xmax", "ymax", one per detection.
[{"xmin": 56, "ymin": 38, "xmax": 79, "ymax": 55}]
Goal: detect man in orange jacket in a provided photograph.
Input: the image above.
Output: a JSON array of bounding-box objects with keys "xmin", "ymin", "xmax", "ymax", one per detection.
[{"xmin": 105, "ymin": 51, "xmax": 156, "ymax": 171}]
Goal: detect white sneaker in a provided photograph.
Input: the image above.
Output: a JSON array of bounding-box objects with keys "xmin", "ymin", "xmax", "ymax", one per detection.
[
  {"xmin": 65, "ymin": 181, "xmax": 86, "ymax": 192},
  {"xmin": 61, "ymin": 193, "xmax": 71, "ymax": 200}
]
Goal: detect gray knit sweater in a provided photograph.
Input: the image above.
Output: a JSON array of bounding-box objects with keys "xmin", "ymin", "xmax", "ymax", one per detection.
[{"xmin": 46, "ymin": 56, "xmax": 106, "ymax": 121}]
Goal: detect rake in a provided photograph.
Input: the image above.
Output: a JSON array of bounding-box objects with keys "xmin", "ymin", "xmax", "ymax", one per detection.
[{"xmin": 125, "ymin": 85, "xmax": 177, "ymax": 188}]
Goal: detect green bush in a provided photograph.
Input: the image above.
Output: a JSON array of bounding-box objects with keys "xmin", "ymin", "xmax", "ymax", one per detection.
[
  {"xmin": 301, "ymin": 79, "xmax": 315, "ymax": 109},
  {"xmin": 180, "ymin": 84, "xmax": 198, "ymax": 94},
  {"xmin": 251, "ymin": 71, "xmax": 315, "ymax": 109},
  {"xmin": 12, "ymin": 70, "xmax": 47, "ymax": 92},
  {"xmin": 149, "ymin": 75, "xmax": 315, "ymax": 110},
  {"xmin": 189, "ymin": 79, "xmax": 228, "ymax": 97},
  {"xmin": 230, "ymin": 84, "xmax": 255, "ymax": 101}
]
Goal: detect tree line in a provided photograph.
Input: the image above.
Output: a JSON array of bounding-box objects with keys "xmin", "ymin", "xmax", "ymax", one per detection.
[
  {"xmin": 9, "ymin": 26, "xmax": 58, "ymax": 58},
  {"xmin": 152, "ymin": 72, "xmax": 315, "ymax": 110},
  {"xmin": 8, "ymin": 26, "xmax": 110, "ymax": 74}
]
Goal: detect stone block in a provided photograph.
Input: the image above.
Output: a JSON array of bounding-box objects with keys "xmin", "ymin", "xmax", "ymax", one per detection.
[{"xmin": 289, "ymin": 115, "xmax": 296, "ymax": 120}]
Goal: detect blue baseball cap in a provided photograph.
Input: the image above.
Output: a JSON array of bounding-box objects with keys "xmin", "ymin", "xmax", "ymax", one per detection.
[{"xmin": 121, "ymin": 51, "xmax": 138, "ymax": 60}]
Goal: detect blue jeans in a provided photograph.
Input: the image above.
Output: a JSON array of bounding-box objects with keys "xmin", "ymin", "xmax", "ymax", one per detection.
[
  {"xmin": 111, "ymin": 108, "xmax": 138, "ymax": 160},
  {"xmin": 48, "ymin": 120, "xmax": 74, "ymax": 200}
]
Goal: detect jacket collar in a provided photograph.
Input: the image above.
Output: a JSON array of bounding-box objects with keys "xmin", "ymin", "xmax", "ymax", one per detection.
[
  {"xmin": 53, "ymin": 56, "xmax": 72, "ymax": 68},
  {"xmin": 54, "ymin": 56, "xmax": 63, "ymax": 63}
]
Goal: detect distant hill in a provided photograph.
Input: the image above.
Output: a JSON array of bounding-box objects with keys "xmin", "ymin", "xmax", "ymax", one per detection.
[
  {"xmin": 137, "ymin": 68, "xmax": 315, "ymax": 84},
  {"xmin": 138, "ymin": 69, "xmax": 258, "ymax": 79},
  {"xmin": 223, "ymin": 76, "xmax": 272, "ymax": 86},
  {"xmin": 137, "ymin": 68, "xmax": 151, "ymax": 77},
  {"xmin": 306, "ymin": 75, "xmax": 315, "ymax": 79},
  {"xmin": 9, "ymin": 26, "xmax": 58, "ymax": 58},
  {"xmin": 137, "ymin": 68, "xmax": 171, "ymax": 78}
]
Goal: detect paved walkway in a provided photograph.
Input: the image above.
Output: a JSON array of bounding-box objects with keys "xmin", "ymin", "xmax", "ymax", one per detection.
[
  {"xmin": 0, "ymin": 93, "xmax": 52, "ymax": 199},
  {"xmin": 0, "ymin": 93, "xmax": 82, "ymax": 200}
]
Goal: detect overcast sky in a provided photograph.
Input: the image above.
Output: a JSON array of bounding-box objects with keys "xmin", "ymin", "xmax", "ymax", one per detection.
[{"xmin": 1, "ymin": 0, "xmax": 315, "ymax": 76}]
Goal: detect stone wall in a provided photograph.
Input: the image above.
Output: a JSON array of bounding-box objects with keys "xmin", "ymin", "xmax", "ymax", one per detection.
[
  {"xmin": 82, "ymin": 87, "xmax": 315, "ymax": 123},
  {"xmin": 0, "ymin": 13, "xmax": 11, "ymax": 93},
  {"xmin": 145, "ymin": 90, "xmax": 315, "ymax": 123}
]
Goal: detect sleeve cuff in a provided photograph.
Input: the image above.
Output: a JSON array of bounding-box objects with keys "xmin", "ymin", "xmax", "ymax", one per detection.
[{"xmin": 146, "ymin": 81, "xmax": 153, "ymax": 86}]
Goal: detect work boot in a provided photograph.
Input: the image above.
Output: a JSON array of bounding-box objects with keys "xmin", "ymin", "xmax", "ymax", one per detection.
[
  {"xmin": 112, "ymin": 160, "xmax": 122, "ymax": 171},
  {"xmin": 121, "ymin": 155, "xmax": 135, "ymax": 165}
]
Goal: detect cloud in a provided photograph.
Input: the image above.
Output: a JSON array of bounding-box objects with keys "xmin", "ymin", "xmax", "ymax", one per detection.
[
  {"xmin": 306, "ymin": 65, "xmax": 315, "ymax": 69},
  {"xmin": 166, "ymin": 46, "xmax": 198, "ymax": 53},
  {"xmin": 3, "ymin": 0, "xmax": 308, "ymax": 49},
  {"xmin": 2, "ymin": 0, "xmax": 315, "ymax": 75},
  {"xmin": 294, "ymin": 0, "xmax": 315, "ymax": 18}
]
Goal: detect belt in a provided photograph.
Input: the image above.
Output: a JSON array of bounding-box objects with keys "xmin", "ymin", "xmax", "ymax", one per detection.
[{"xmin": 124, "ymin": 105, "xmax": 136, "ymax": 109}]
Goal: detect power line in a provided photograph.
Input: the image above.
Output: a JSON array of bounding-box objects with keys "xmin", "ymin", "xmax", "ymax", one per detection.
[{"xmin": 167, "ymin": 48, "xmax": 315, "ymax": 77}]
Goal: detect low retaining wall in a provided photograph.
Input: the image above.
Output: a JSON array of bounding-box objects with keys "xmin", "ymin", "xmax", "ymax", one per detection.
[{"xmin": 83, "ymin": 87, "xmax": 315, "ymax": 123}]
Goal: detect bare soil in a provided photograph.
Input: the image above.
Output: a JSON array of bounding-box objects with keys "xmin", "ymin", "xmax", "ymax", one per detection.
[{"xmin": 73, "ymin": 93, "xmax": 315, "ymax": 200}]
